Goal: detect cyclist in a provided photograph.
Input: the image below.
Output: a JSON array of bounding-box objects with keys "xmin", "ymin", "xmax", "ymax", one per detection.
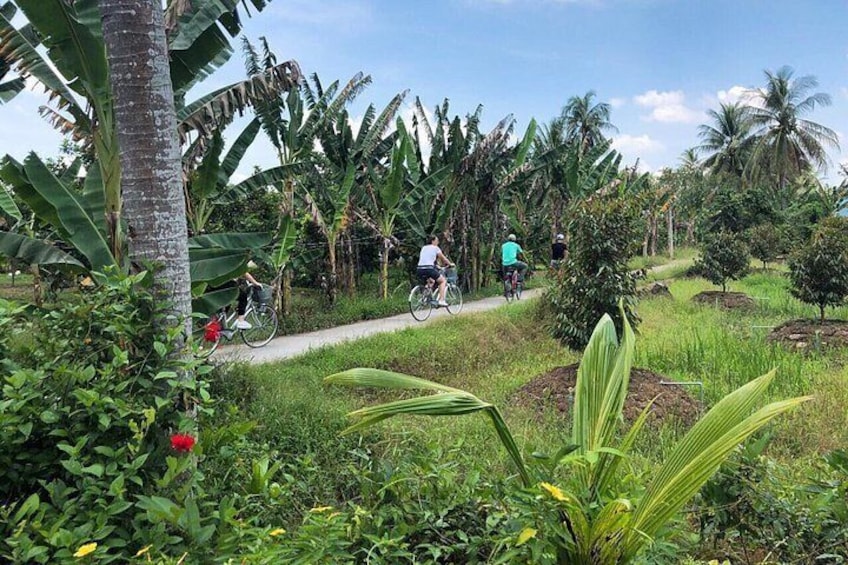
[
  {"xmin": 550, "ymin": 233, "xmax": 565, "ymax": 269},
  {"xmin": 501, "ymin": 234, "xmax": 528, "ymax": 282},
  {"xmin": 417, "ymin": 234, "xmax": 454, "ymax": 307}
]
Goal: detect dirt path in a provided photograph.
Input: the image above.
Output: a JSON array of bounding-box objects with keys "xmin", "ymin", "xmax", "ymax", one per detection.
[{"xmin": 214, "ymin": 288, "xmax": 542, "ymax": 365}]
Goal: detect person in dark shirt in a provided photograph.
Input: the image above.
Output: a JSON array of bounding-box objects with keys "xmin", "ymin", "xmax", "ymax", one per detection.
[{"xmin": 550, "ymin": 233, "xmax": 566, "ymax": 269}]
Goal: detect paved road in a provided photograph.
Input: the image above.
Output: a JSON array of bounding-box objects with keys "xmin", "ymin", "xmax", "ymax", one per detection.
[{"xmin": 214, "ymin": 288, "xmax": 542, "ymax": 365}]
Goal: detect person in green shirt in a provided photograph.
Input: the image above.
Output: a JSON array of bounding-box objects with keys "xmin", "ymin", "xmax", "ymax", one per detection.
[{"xmin": 501, "ymin": 234, "xmax": 528, "ymax": 281}]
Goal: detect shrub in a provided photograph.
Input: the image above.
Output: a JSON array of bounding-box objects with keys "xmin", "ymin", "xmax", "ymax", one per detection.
[
  {"xmin": 0, "ymin": 270, "xmax": 211, "ymax": 563},
  {"xmin": 543, "ymin": 194, "xmax": 641, "ymax": 350},
  {"xmin": 788, "ymin": 216, "xmax": 848, "ymax": 322},
  {"xmin": 695, "ymin": 230, "xmax": 750, "ymax": 292},
  {"xmin": 747, "ymin": 223, "xmax": 786, "ymax": 269}
]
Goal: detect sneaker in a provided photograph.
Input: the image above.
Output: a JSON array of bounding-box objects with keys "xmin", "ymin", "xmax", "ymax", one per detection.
[
  {"xmin": 437, "ymin": 300, "xmax": 449, "ymax": 307},
  {"xmin": 234, "ymin": 319, "xmax": 252, "ymax": 330}
]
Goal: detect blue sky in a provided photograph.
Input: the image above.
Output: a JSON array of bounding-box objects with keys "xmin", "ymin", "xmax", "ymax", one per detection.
[{"xmin": 2, "ymin": 0, "xmax": 847, "ymax": 182}]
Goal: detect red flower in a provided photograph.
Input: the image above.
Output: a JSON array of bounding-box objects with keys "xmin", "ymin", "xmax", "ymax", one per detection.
[
  {"xmin": 170, "ymin": 433, "xmax": 196, "ymax": 453},
  {"xmin": 203, "ymin": 318, "xmax": 221, "ymax": 342}
]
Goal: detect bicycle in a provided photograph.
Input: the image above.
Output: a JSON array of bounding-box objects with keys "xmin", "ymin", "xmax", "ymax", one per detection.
[
  {"xmin": 193, "ymin": 283, "xmax": 279, "ymax": 358},
  {"xmin": 408, "ymin": 267, "xmax": 463, "ymax": 322},
  {"xmin": 502, "ymin": 265, "xmax": 523, "ymax": 302}
]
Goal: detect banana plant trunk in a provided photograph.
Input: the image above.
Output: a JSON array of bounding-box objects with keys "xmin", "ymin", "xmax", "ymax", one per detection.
[
  {"xmin": 326, "ymin": 234, "xmax": 338, "ymax": 304},
  {"xmin": 380, "ymin": 237, "xmax": 391, "ymax": 300},
  {"xmin": 30, "ymin": 264, "xmax": 42, "ymax": 307},
  {"xmin": 667, "ymin": 205, "xmax": 674, "ymax": 259},
  {"xmin": 99, "ymin": 0, "xmax": 192, "ymax": 338}
]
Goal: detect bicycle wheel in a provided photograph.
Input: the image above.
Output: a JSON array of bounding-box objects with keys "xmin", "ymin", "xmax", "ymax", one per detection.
[
  {"xmin": 504, "ymin": 279, "xmax": 514, "ymax": 302},
  {"xmin": 409, "ymin": 285, "xmax": 432, "ymax": 321},
  {"xmin": 193, "ymin": 313, "xmax": 223, "ymax": 358},
  {"xmin": 240, "ymin": 304, "xmax": 279, "ymax": 347},
  {"xmin": 515, "ymin": 281, "xmax": 523, "ymax": 300},
  {"xmin": 446, "ymin": 284, "xmax": 463, "ymax": 314}
]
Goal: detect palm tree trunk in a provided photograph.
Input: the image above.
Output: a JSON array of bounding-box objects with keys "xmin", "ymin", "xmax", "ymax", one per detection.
[
  {"xmin": 99, "ymin": 0, "xmax": 192, "ymax": 336},
  {"xmin": 650, "ymin": 215, "xmax": 658, "ymax": 256},
  {"xmin": 667, "ymin": 205, "xmax": 674, "ymax": 259}
]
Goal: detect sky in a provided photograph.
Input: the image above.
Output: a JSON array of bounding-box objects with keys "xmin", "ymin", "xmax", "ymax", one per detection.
[{"xmin": 2, "ymin": 0, "xmax": 848, "ymax": 183}]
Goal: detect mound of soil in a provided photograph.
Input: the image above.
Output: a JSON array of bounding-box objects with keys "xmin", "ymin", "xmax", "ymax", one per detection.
[
  {"xmin": 768, "ymin": 318, "xmax": 848, "ymax": 350},
  {"xmin": 512, "ymin": 364, "xmax": 702, "ymax": 427},
  {"xmin": 692, "ymin": 290, "xmax": 755, "ymax": 309}
]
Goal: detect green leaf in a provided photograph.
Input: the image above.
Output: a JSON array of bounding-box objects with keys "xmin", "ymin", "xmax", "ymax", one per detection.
[
  {"xmin": 270, "ymin": 214, "xmax": 297, "ymax": 270},
  {"xmin": 13, "ymin": 493, "xmax": 40, "ymax": 522},
  {"xmin": 0, "ymin": 182, "xmax": 21, "ymax": 220},
  {"xmin": 189, "ymin": 231, "xmax": 272, "ymax": 250},
  {"xmin": 0, "ymin": 232, "xmax": 85, "ymax": 269},
  {"xmin": 2, "ymin": 153, "xmax": 113, "ymax": 269},
  {"xmin": 189, "ymin": 247, "xmax": 250, "ymax": 287}
]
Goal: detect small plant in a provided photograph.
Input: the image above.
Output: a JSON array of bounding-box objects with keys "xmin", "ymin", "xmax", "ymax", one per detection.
[
  {"xmin": 788, "ymin": 216, "xmax": 848, "ymax": 322},
  {"xmin": 747, "ymin": 223, "xmax": 786, "ymax": 269},
  {"xmin": 544, "ymin": 194, "xmax": 641, "ymax": 350},
  {"xmin": 325, "ymin": 306, "xmax": 809, "ymax": 563},
  {"xmin": 696, "ymin": 230, "xmax": 750, "ymax": 292}
]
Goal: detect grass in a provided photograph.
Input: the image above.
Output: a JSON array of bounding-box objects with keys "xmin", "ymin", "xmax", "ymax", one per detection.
[{"xmin": 226, "ymin": 266, "xmax": 848, "ymax": 477}]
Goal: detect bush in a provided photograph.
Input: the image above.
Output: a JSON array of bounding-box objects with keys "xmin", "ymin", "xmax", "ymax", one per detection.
[
  {"xmin": 788, "ymin": 216, "xmax": 848, "ymax": 322},
  {"xmin": 0, "ymin": 270, "xmax": 211, "ymax": 563},
  {"xmin": 695, "ymin": 230, "xmax": 750, "ymax": 292},
  {"xmin": 747, "ymin": 223, "xmax": 786, "ymax": 269},
  {"xmin": 543, "ymin": 194, "xmax": 641, "ymax": 350}
]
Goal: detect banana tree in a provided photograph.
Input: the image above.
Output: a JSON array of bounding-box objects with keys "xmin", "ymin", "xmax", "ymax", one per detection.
[
  {"xmin": 325, "ymin": 307, "xmax": 809, "ymax": 563},
  {"xmin": 243, "ymin": 37, "xmax": 369, "ymax": 313},
  {"xmin": 358, "ymin": 118, "xmax": 449, "ymax": 299},
  {"xmin": 302, "ymin": 87, "xmax": 406, "ymax": 301},
  {"xmin": 0, "ymin": 0, "xmax": 297, "ymax": 264}
]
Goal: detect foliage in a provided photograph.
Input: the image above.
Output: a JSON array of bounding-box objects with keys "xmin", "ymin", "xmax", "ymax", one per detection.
[
  {"xmin": 697, "ymin": 443, "xmax": 848, "ymax": 562},
  {"xmin": 695, "ymin": 230, "xmax": 750, "ymax": 292},
  {"xmin": 747, "ymin": 223, "xmax": 786, "ymax": 268},
  {"xmin": 325, "ymin": 308, "xmax": 808, "ymax": 563},
  {"xmin": 788, "ymin": 216, "xmax": 848, "ymax": 321},
  {"xmin": 0, "ymin": 269, "xmax": 215, "ymax": 562},
  {"xmin": 543, "ymin": 193, "xmax": 641, "ymax": 350}
]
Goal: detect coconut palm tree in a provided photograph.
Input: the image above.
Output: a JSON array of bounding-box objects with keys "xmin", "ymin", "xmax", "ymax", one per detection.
[
  {"xmin": 747, "ymin": 66, "xmax": 839, "ymax": 198},
  {"xmin": 99, "ymin": 0, "xmax": 191, "ymax": 331},
  {"xmin": 563, "ymin": 91, "xmax": 618, "ymax": 155},
  {"xmin": 696, "ymin": 102, "xmax": 753, "ymax": 177}
]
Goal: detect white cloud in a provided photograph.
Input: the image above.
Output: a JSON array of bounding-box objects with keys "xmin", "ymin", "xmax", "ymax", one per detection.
[
  {"xmin": 633, "ymin": 89, "xmax": 701, "ymax": 123},
  {"xmin": 609, "ymin": 97, "xmax": 626, "ymax": 108},
  {"xmin": 717, "ymin": 85, "xmax": 758, "ymax": 105},
  {"xmin": 612, "ymin": 133, "xmax": 664, "ymax": 156}
]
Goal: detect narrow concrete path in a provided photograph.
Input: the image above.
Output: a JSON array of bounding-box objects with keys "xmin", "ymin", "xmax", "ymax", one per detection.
[{"xmin": 214, "ymin": 288, "xmax": 541, "ymax": 365}]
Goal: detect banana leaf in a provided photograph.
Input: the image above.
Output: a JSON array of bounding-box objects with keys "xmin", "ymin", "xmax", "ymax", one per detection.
[
  {"xmin": 0, "ymin": 231, "xmax": 84, "ymax": 269},
  {"xmin": 1, "ymin": 153, "xmax": 114, "ymax": 269},
  {"xmin": 189, "ymin": 247, "xmax": 250, "ymax": 287}
]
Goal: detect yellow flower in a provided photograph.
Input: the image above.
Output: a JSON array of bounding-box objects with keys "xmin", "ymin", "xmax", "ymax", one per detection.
[
  {"xmin": 516, "ymin": 527, "xmax": 537, "ymax": 546},
  {"xmin": 309, "ymin": 505, "xmax": 333, "ymax": 513},
  {"xmin": 540, "ymin": 482, "xmax": 568, "ymax": 502},
  {"xmin": 73, "ymin": 542, "xmax": 97, "ymax": 558},
  {"xmin": 269, "ymin": 528, "xmax": 286, "ymax": 537},
  {"xmin": 134, "ymin": 545, "xmax": 151, "ymax": 557}
]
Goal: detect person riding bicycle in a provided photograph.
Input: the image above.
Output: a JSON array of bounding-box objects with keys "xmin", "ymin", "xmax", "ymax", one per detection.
[
  {"xmin": 234, "ymin": 267, "xmax": 261, "ymax": 329},
  {"xmin": 501, "ymin": 234, "xmax": 528, "ymax": 282},
  {"xmin": 550, "ymin": 233, "xmax": 565, "ymax": 269},
  {"xmin": 417, "ymin": 234, "xmax": 454, "ymax": 307}
]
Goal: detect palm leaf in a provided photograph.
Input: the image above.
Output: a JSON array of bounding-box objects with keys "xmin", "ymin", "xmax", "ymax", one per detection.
[
  {"xmin": 324, "ymin": 368, "xmax": 531, "ymax": 486},
  {"xmin": 622, "ymin": 371, "xmax": 810, "ymax": 557}
]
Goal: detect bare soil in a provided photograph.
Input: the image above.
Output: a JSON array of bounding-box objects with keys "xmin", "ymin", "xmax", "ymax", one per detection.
[
  {"xmin": 692, "ymin": 290, "xmax": 755, "ymax": 309},
  {"xmin": 768, "ymin": 318, "xmax": 848, "ymax": 350},
  {"xmin": 512, "ymin": 364, "xmax": 702, "ymax": 427}
]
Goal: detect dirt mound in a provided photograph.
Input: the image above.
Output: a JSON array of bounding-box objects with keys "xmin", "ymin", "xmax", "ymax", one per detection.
[
  {"xmin": 692, "ymin": 290, "xmax": 755, "ymax": 309},
  {"xmin": 512, "ymin": 364, "xmax": 702, "ymax": 427},
  {"xmin": 768, "ymin": 318, "xmax": 848, "ymax": 350}
]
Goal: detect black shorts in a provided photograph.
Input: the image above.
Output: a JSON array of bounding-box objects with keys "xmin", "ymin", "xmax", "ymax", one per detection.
[{"xmin": 417, "ymin": 266, "xmax": 440, "ymax": 282}]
